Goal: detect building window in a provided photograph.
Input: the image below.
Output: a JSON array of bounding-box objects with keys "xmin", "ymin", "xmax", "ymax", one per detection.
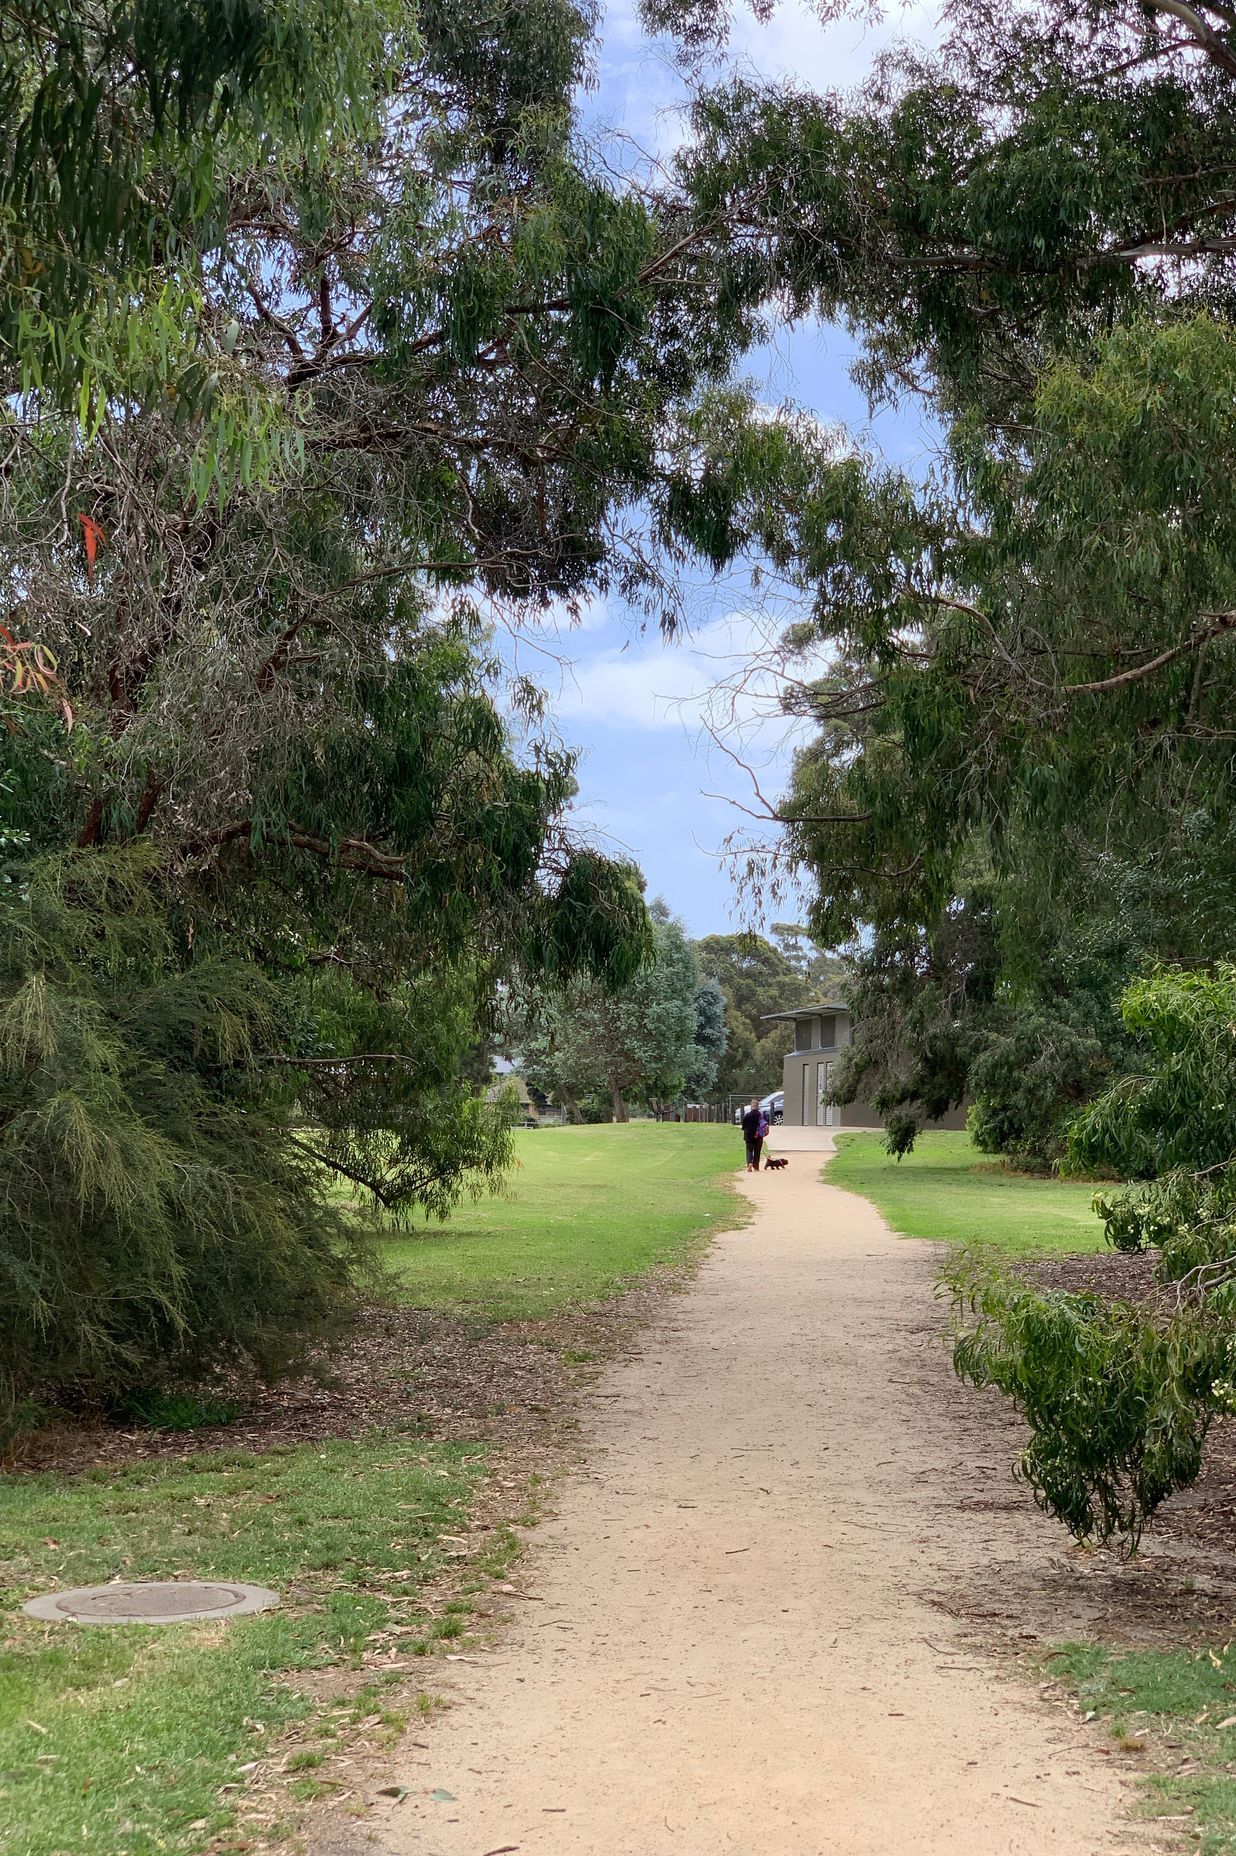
[
  {"xmin": 817, "ymin": 1014, "xmax": 836, "ymax": 1048},
  {"xmin": 794, "ymin": 1018, "xmax": 814, "ymax": 1052},
  {"xmin": 801, "ymin": 1062, "xmax": 811, "ymax": 1125}
]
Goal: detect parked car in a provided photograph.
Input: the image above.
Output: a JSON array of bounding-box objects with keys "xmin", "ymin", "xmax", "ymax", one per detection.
[{"xmin": 733, "ymin": 1091, "xmax": 784, "ymax": 1126}]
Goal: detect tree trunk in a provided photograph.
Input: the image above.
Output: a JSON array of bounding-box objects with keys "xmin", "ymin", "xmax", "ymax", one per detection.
[
  {"xmin": 559, "ymin": 1085, "xmax": 584, "ymax": 1125},
  {"xmin": 612, "ymin": 1084, "xmax": 628, "ymax": 1123}
]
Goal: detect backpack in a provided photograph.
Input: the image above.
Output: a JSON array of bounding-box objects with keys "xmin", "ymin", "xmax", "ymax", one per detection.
[{"xmin": 757, "ymin": 1113, "xmax": 769, "ymax": 1139}]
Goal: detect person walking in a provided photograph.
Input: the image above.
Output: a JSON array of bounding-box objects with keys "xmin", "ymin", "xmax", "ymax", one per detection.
[{"xmin": 740, "ymin": 1098, "xmax": 765, "ymax": 1173}]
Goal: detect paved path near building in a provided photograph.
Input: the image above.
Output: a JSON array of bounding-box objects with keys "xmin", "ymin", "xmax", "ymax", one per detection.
[{"xmin": 371, "ymin": 1134, "xmax": 1154, "ymax": 1856}]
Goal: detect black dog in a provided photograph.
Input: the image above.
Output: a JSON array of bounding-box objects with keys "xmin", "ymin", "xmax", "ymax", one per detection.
[{"xmin": 764, "ymin": 1155, "xmax": 790, "ymax": 1171}]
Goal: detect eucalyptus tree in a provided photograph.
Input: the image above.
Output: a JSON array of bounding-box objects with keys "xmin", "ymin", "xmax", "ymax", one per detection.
[
  {"xmin": 623, "ymin": 0, "xmax": 1236, "ymax": 1154},
  {"xmin": 643, "ymin": 0, "xmax": 1236, "ymax": 1537},
  {"xmin": 0, "ymin": 0, "xmax": 764, "ymax": 1420},
  {"xmin": 684, "ymin": 976, "xmax": 728, "ymax": 1103},
  {"xmin": 694, "ymin": 931, "xmax": 807, "ymax": 1098},
  {"xmin": 516, "ymin": 905, "xmax": 708, "ymax": 1121},
  {"xmin": 1, "ymin": 0, "xmax": 382, "ymax": 379}
]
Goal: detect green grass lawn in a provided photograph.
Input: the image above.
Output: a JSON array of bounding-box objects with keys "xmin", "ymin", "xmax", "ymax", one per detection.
[
  {"xmin": 0, "ymin": 1434, "xmax": 485, "ymax": 1856},
  {"xmin": 828, "ymin": 1129, "xmax": 1107, "ymax": 1254},
  {"xmin": 384, "ymin": 1121, "xmax": 743, "ymax": 1318},
  {"xmin": 3, "ymin": 1121, "xmax": 740, "ymax": 1856}
]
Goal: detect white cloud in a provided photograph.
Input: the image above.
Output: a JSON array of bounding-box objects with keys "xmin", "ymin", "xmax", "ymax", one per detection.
[
  {"xmin": 555, "ymin": 607, "xmax": 826, "ymax": 751},
  {"xmin": 540, "ymin": 590, "xmax": 614, "ymax": 634},
  {"xmin": 555, "ymin": 629, "xmax": 717, "ymax": 732},
  {"xmin": 728, "ymin": 0, "xmax": 942, "ymax": 90},
  {"xmin": 588, "ymin": 2, "xmax": 944, "ymax": 167}
]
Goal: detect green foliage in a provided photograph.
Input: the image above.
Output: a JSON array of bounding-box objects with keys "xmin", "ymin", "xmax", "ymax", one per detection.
[
  {"xmin": 113, "ymin": 1390, "xmax": 241, "ymax": 1430},
  {"xmin": 517, "ymin": 904, "xmax": 707, "ymax": 1119},
  {"xmin": 685, "ymin": 975, "xmax": 727, "ymax": 1099},
  {"xmin": 1069, "ymin": 966, "xmax": 1236, "ymax": 1284},
  {"xmin": 768, "ymin": 923, "xmax": 848, "ymax": 996},
  {"xmin": 0, "ymin": 847, "xmax": 371, "ymax": 1423},
  {"xmin": 949, "ymin": 1253, "xmax": 1229, "ymax": 1549},
  {"xmin": 694, "ymin": 930, "xmax": 812, "ymax": 1097},
  {"xmin": 829, "ymin": 886, "xmax": 996, "ymax": 1157},
  {"xmin": 1071, "ymin": 967, "xmax": 1236, "ymax": 1184},
  {"xmin": 658, "ymin": 0, "xmax": 1236, "ymax": 1164},
  {"xmin": 534, "ymin": 852, "xmax": 654, "ymax": 991},
  {"xmin": 0, "ymin": 0, "xmax": 400, "ymax": 419},
  {"xmin": 1, "ymin": 0, "xmax": 767, "ymax": 1419},
  {"xmin": 947, "ymin": 966, "xmax": 1236, "ymax": 1549},
  {"xmin": 968, "ymin": 1008, "xmax": 1119, "ymax": 1173}
]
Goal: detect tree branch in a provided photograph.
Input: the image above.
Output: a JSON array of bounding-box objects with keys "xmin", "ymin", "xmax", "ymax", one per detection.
[
  {"xmin": 1057, "ymin": 610, "xmax": 1236, "ymax": 694},
  {"xmin": 287, "ymin": 1133, "xmax": 396, "ymax": 1207},
  {"xmin": 1144, "ymin": 0, "xmax": 1236, "ymax": 77}
]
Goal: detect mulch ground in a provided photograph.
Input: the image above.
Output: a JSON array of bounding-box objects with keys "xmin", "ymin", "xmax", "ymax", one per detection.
[
  {"xmin": 5, "ymin": 1276, "xmax": 685, "ymax": 1480},
  {"xmin": 913, "ymin": 1244, "xmax": 1236, "ymax": 1656}
]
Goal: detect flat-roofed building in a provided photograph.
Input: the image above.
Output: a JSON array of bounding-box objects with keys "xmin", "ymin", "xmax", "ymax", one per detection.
[{"xmin": 765, "ymin": 1003, "xmax": 971, "ymax": 1131}]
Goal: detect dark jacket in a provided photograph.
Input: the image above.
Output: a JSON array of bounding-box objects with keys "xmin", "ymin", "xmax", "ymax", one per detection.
[{"xmin": 740, "ymin": 1106, "xmax": 762, "ymax": 1140}]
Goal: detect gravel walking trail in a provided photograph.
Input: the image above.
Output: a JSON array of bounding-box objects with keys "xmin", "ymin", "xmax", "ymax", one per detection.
[{"xmin": 371, "ymin": 1133, "xmax": 1159, "ymax": 1856}]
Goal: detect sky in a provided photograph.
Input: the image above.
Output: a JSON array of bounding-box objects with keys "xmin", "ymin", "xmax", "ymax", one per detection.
[{"xmin": 522, "ymin": 2, "xmax": 942, "ymax": 939}]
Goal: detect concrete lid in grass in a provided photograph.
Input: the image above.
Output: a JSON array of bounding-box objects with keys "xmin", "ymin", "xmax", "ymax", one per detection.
[{"xmin": 23, "ymin": 1579, "xmax": 280, "ymax": 1625}]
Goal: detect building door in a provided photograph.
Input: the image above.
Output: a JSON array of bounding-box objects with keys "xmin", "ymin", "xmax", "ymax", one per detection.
[
  {"xmin": 801, "ymin": 1062, "xmax": 811, "ymax": 1127},
  {"xmin": 817, "ymin": 1060, "xmax": 839, "ymax": 1127}
]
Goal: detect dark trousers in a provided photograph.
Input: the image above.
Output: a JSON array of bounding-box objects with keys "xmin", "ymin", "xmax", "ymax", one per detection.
[{"xmin": 744, "ymin": 1135, "xmax": 763, "ymax": 1167}]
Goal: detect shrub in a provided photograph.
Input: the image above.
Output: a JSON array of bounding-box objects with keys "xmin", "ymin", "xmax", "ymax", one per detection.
[
  {"xmin": 0, "ymin": 848, "xmax": 371, "ymax": 1427},
  {"xmin": 949, "ymin": 967, "xmax": 1236, "ymax": 1549},
  {"xmin": 968, "ymin": 1007, "xmax": 1112, "ymax": 1171},
  {"xmin": 949, "ymin": 1251, "xmax": 1230, "ymax": 1548}
]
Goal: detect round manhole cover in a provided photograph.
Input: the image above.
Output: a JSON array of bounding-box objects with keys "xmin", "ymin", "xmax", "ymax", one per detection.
[{"xmin": 23, "ymin": 1580, "xmax": 279, "ymax": 1625}]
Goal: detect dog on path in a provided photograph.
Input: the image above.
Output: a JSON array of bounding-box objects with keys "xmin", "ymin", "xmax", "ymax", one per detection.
[{"xmin": 764, "ymin": 1154, "xmax": 790, "ymax": 1171}]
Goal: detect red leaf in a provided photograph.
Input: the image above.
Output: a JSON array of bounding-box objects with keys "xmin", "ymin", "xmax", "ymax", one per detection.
[{"xmin": 76, "ymin": 512, "xmax": 106, "ymax": 584}]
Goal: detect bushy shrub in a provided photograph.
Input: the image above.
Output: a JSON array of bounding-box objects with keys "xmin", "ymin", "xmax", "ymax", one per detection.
[
  {"xmin": 0, "ymin": 849, "xmax": 372, "ymax": 1427},
  {"xmin": 949, "ymin": 1251, "xmax": 1230, "ymax": 1548},
  {"xmin": 950, "ymin": 967, "xmax": 1236, "ymax": 1549},
  {"xmin": 968, "ymin": 1007, "xmax": 1113, "ymax": 1171}
]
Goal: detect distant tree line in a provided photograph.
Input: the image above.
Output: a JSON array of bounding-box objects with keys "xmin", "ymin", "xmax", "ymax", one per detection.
[{"xmin": 513, "ymin": 920, "xmax": 854, "ymax": 1121}]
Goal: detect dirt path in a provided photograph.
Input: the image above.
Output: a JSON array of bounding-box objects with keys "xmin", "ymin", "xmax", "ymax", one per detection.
[{"xmin": 367, "ymin": 1139, "xmax": 1158, "ymax": 1856}]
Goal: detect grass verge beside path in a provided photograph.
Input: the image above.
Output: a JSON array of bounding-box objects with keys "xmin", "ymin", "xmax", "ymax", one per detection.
[
  {"xmin": 385, "ymin": 1121, "xmax": 743, "ymax": 1317},
  {"xmin": 1, "ymin": 1435, "xmax": 485, "ymax": 1856},
  {"xmin": 3, "ymin": 1122, "xmax": 740, "ymax": 1856},
  {"xmin": 1051, "ymin": 1642, "xmax": 1236, "ymax": 1851},
  {"xmin": 828, "ymin": 1129, "xmax": 1107, "ymax": 1255}
]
